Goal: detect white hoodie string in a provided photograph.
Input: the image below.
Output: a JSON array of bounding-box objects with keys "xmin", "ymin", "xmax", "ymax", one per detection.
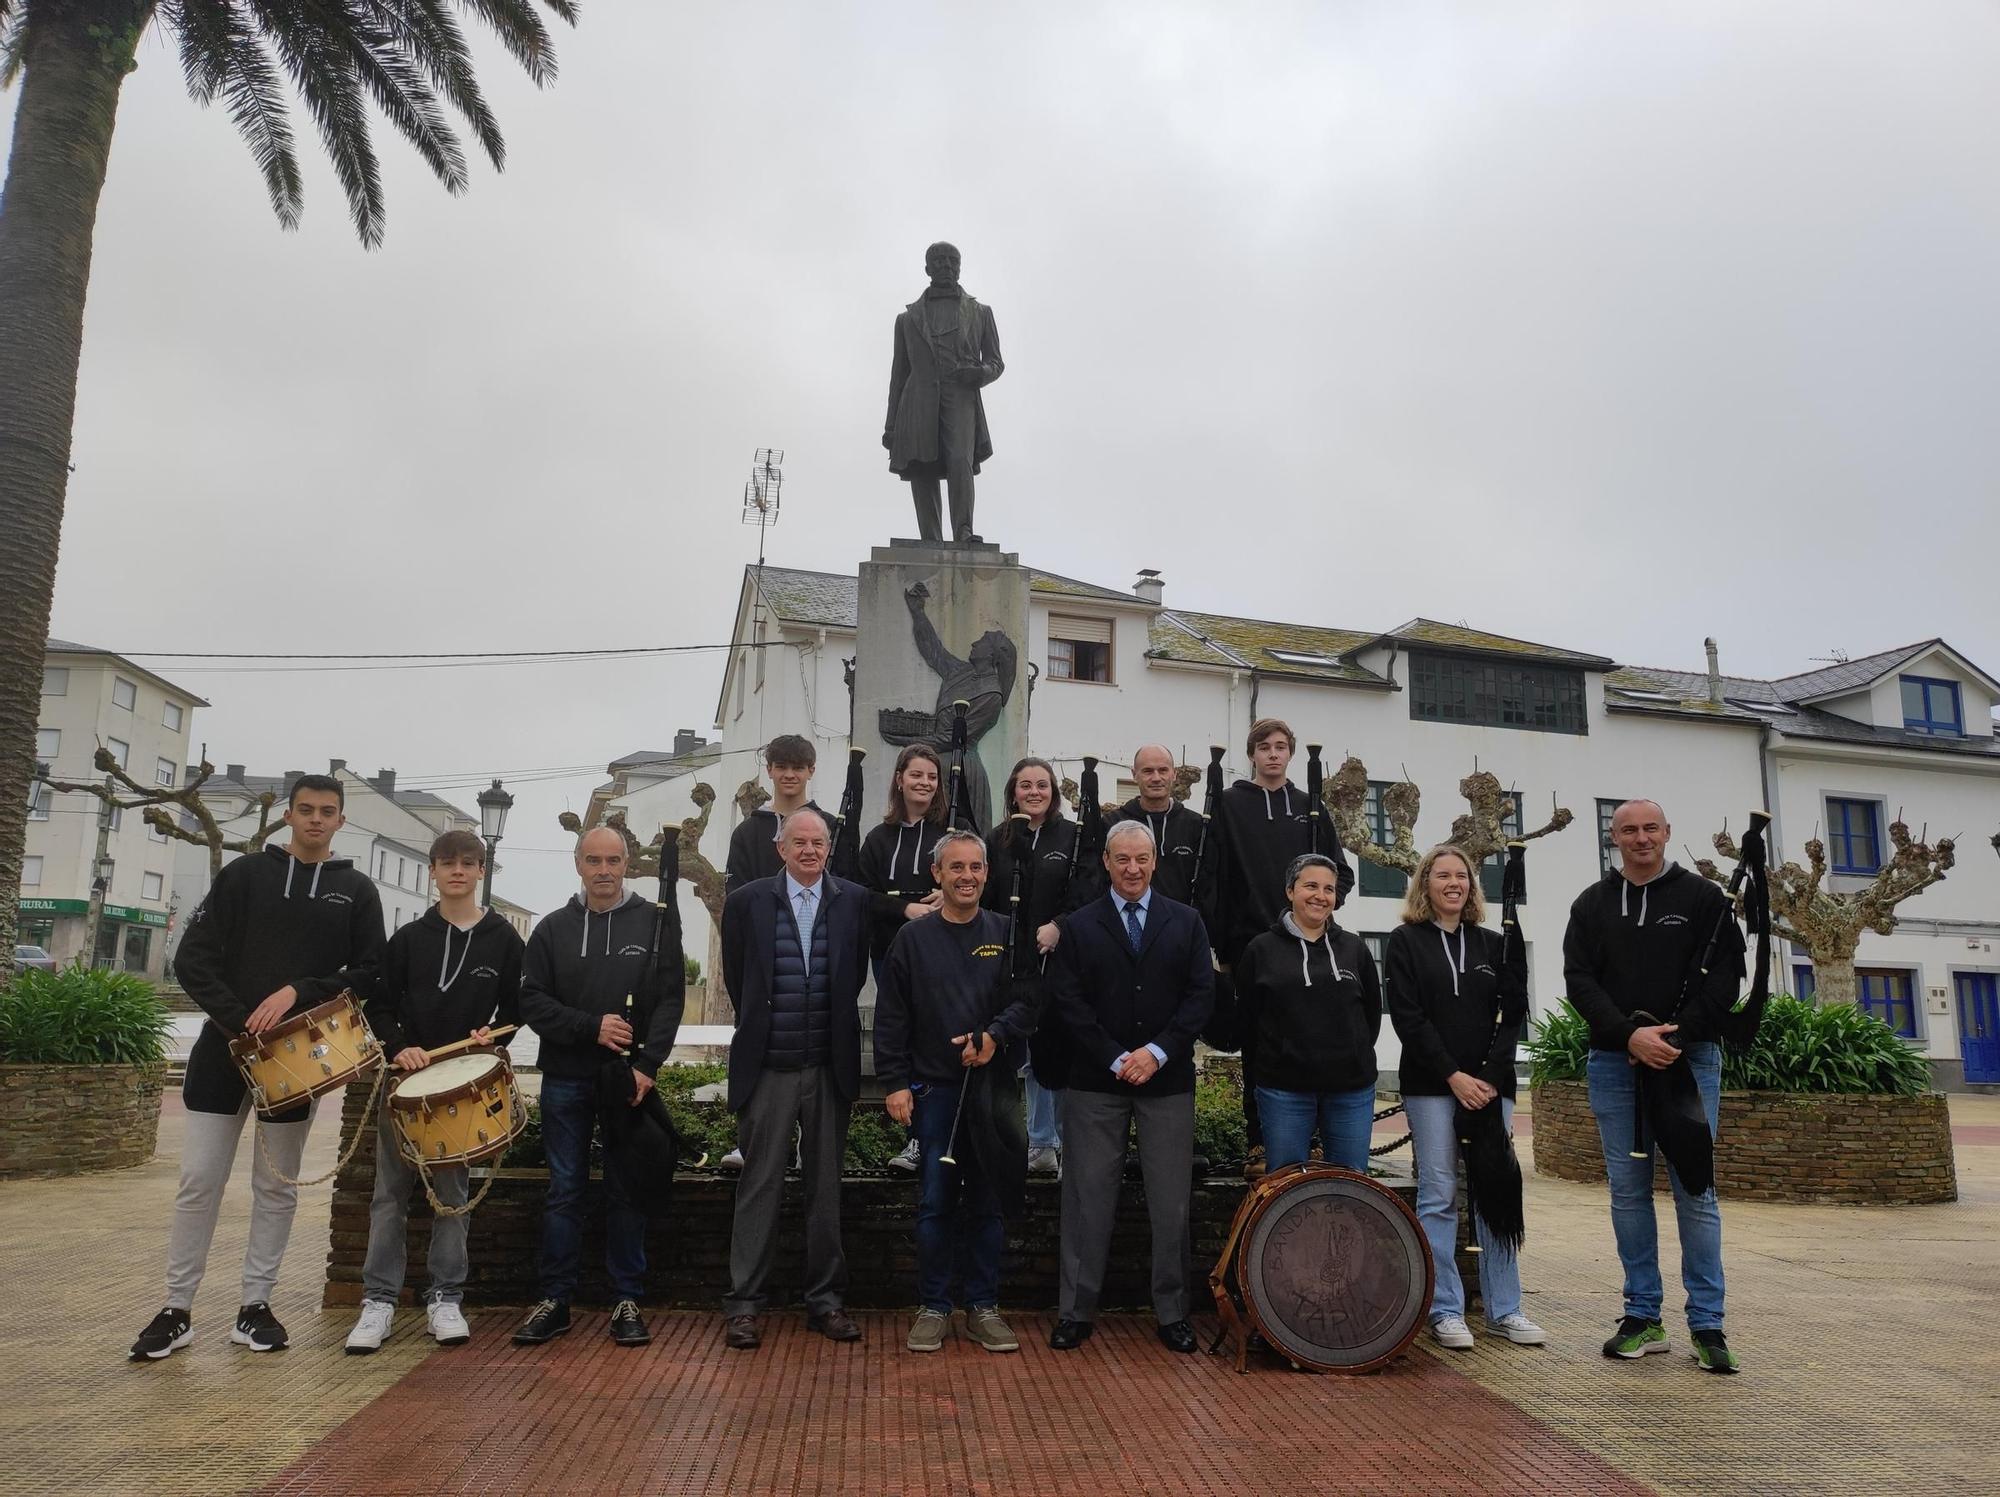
[
  {"xmin": 1619, "ymin": 877, "xmax": 1653, "ymax": 927},
  {"xmin": 283, "ymin": 857, "xmax": 326, "ymax": 900},
  {"xmin": 1282, "ymin": 912, "xmax": 1349, "ymax": 986},
  {"xmin": 576, "ymin": 902, "xmax": 616, "ymax": 957},
  {"xmin": 1436, "ymin": 923, "xmax": 1467, "ymax": 997},
  {"xmin": 438, "ymin": 923, "xmax": 472, "ymax": 993},
  {"xmin": 309, "ymin": 862, "xmax": 322, "ymax": 899}
]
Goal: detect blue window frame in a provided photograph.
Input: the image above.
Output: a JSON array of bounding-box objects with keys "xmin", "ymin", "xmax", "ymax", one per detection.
[
  {"xmin": 1359, "ymin": 782, "xmax": 1408, "ymax": 899},
  {"xmin": 1792, "ymin": 963, "xmax": 1816, "ymax": 1001},
  {"xmin": 1899, "ymin": 675, "xmax": 1963, "ymax": 737},
  {"xmin": 1826, "ymin": 797, "xmax": 1881, "ymax": 874},
  {"xmin": 1596, "ymin": 797, "xmax": 1629, "ymax": 876},
  {"xmin": 1857, "ymin": 968, "xmax": 1918, "ymax": 1038}
]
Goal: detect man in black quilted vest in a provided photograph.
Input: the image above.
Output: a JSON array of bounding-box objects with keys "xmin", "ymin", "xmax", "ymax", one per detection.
[{"xmin": 719, "ymin": 809, "xmax": 872, "ymax": 1350}]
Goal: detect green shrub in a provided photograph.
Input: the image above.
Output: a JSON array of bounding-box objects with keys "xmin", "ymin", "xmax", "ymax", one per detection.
[
  {"xmin": 0, "ymin": 964, "xmax": 170, "ymax": 1065},
  {"xmin": 684, "ymin": 956, "xmax": 702, "ymax": 984},
  {"xmin": 1526, "ymin": 995, "xmax": 1930, "ymax": 1097},
  {"xmin": 1193, "ymin": 1066, "xmax": 1247, "ymax": 1167}
]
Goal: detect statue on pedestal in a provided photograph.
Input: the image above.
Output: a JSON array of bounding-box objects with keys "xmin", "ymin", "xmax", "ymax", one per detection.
[
  {"xmin": 883, "ymin": 242, "xmax": 1004, "ymax": 544},
  {"xmin": 876, "ymin": 580, "xmax": 1018, "ymax": 831}
]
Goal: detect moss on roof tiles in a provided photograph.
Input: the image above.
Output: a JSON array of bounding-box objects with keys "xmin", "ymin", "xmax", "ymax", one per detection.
[
  {"xmin": 1149, "ymin": 610, "xmax": 1382, "ymax": 683},
  {"xmin": 1386, "ymin": 618, "xmax": 1612, "ymax": 667},
  {"xmin": 1028, "ymin": 569, "xmax": 1137, "ymax": 601}
]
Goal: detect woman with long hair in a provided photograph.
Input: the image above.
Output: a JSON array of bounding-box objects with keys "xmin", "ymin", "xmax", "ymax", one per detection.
[{"xmin": 1385, "ymin": 844, "xmax": 1540, "ymax": 1353}]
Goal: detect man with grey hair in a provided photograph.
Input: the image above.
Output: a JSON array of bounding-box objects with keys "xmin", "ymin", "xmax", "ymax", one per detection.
[
  {"xmin": 1108, "ymin": 745, "xmax": 1203, "ymax": 903},
  {"xmin": 720, "ymin": 808, "xmax": 872, "ymax": 1350},
  {"xmin": 1045, "ymin": 818, "xmax": 1215, "ymax": 1353},
  {"xmin": 875, "ymin": 829, "xmax": 1037, "ymax": 1353}
]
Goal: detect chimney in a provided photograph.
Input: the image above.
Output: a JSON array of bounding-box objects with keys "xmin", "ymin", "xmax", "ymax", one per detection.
[
  {"xmin": 1133, "ymin": 568, "xmax": 1164, "ymax": 605},
  {"xmin": 225, "ymin": 763, "xmax": 245, "ymax": 781},
  {"xmin": 371, "ymin": 768, "xmax": 396, "ymax": 795},
  {"xmin": 329, "ymin": 758, "xmax": 347, "ymax": 774},
  {"xmin": 283, "ymin": 770, "xmax": 304, "ymax": 799},
  {"xmin": 1704, "ymin": 637, "xmax": 1723, "ymax": 705},
  {"xmin": 673, "ymin": 728, "xmax": 706, "ymax": 757}
]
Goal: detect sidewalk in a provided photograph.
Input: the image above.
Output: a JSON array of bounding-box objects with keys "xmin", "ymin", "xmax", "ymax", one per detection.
[{"xmin": 1, "ymin": 1095, "xmax": 1995, "ymax": 1494}]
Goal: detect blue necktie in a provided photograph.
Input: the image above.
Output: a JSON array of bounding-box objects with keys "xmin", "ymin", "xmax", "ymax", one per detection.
[{"xmin": 1124, "ymin": 900, "xmax": 1144, "ymax": 952}]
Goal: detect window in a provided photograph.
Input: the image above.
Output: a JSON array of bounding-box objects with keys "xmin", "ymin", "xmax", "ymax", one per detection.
[
  {"xmin": 1826, "ymin": 797, "xmax": 1881, "ymax": 874},
  {"xmin": 1792, "ymin": 963, "xmax": 1816, "ymax": 1001},
  {"xmin": 1268, "ymin": 648, "xmax": 1344, "ymax": 669},
  {"xmin": 397, "ymin": 856, "xmax": 407, "ymax": 888},
  {"xmin": 106, "ymin": 737, "xmax": 129, "ymax": 768},
  {"xmin": 377, "ymin": 850, "xmax": 389, "ymax": 881},
  {"xmin": 1359, "ymin": 782, "xmax": 1409, "ymax": 899},
  {"xmin": 22, "ymin": 856, "xmax": 41, "ymax": 887},
  {"xmin": 149, "ymin": 819, "xmax": 168, "ymax": 843},
  {"xmin": 1481, "ymin": 792, "xmax": 1525, "ymax": 902},
  {"xmin": 155, "ymin": 758, "xmax": 175, "ymax": 788},
  {"xmin": 36, "ymin": 727, "xmax": 59, "ymax": 763},
  {"xmin": 1900, "ymin": 676, "xmax": 1962, "ymax": 736},
  {"xmin": 1857, "ymin": 968, "xmax": 1918, "ymax": 1038},
  {"xmin": 1596, "ymin": 798, "xmax": 1628, "ymax": 876},
  {"xmin": 1361, "ymin": 931, "xmax": 1391, "ymax": 975},
  {"xmin": 142, "ymin": 871, "xmax": 164, "ymax": 901},
  {"xmin": 112, "ymin": 676, "xmax": 136, "ymax": 711},
  {"xmin": 163, "ymin": 701, "xmax": 184, "ymax": 733},
  {"xmin": 42, "ymin": 666, "xmax": 67, "ymax": 696},
  {"xmin": 1409, "ymin": 651, "xmax": 1587, "ymax": 735},
  {"xmin": 1048, "ymin": 615, "xmax": 1113, "ymax": 683},
  {"xmin": 27, "ymin": 784, "xmax": 50, "ymax": 821},
  {"xmin": 107, "ymin": 805, "xmax": 123, "ymax": 832}
]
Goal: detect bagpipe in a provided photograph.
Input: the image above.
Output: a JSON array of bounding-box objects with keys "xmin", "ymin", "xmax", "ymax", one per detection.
[
  {"xmin": 1627, "ymin": 809, "xmax": 1773, "ymax": 1196},
  {"xmin": 828, "ymin": 746, "xmax": 866, "ymax": 882},
  {"xmin": 1195, "ymin": 744, "xmax": 1240, "ymax": 1051},
  {"xmin": 943, "ymin": 698, "xmax": 978, "ymax": 833},
  {"xmin": 1458, "ymin": 841, "xmax": 1528, "ymax": 1255},
  {"xmin": 1023, "ymin": 757, "xmax": 1104, "ymax": 1090}
]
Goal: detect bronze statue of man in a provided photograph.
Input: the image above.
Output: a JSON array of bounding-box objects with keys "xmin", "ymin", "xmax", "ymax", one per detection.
[{"xmin": 883, "ymin": 242, "xmax": 1004, "ymax": 544}]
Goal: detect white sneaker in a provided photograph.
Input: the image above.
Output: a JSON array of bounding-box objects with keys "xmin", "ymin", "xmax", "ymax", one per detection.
[
  {"xmin": 888, "ymin": 1139, "xmax": 921, "ymax": 1174},
  {"xmin": 1486, "ymin": 1312, "xmax": 1546, "ymax": 1345},
  {"xmin": 719, "ymin": 1147, "xmax": 745, "ymax": 1170},
  {"xmin": 1430, "ymin": 1314, "xmax": 1475, "ymax": 1350},
  {"xmin": 345, "ymin": 1300, "xmax": 395, "ymax": 1355},
  {"xmin": 427, "ymin": 1300, "xmax": 472, "ymax": 1345}
]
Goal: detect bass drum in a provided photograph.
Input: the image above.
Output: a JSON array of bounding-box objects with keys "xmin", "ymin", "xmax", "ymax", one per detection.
[{"xmin": 1210, "ymin": 1163, "xmax": 1432, "ymax": 1374}]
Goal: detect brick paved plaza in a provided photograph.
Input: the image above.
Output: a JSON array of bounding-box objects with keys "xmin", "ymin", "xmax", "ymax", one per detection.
[{"xmin": 4, "ymin": 1094, "xmax": 1996, "ymax": 1496}]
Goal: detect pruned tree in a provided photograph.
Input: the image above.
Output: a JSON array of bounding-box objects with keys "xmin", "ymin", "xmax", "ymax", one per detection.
[
  {"xmin": 38, "ymin": 748, "xmax": 282, "ymax": 879},
  {"xmin": 1170, "ymin": 764, "xmax": 1200, "ymax": 803},
  {"xmin": 557, "ymin": 779, "xmax": 737, "ymax": 926},
  {"xmin": 1325, "ymin": 758, "xmax": 1572, "ymax": 875},
  {"xmin": 1698, "ymin": 814, "xmax": 1955, "ymax": 1008}
]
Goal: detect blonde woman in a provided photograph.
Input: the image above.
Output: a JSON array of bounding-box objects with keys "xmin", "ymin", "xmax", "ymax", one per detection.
[{"xmin": 1385, "ymin": 844, "xmax": 1540, "ymax": 1352}]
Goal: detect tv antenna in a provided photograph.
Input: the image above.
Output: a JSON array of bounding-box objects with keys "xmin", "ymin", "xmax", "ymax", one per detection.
[{"xmin": 741, "ymin": 448, "xmax": 783, "ymax": 568}]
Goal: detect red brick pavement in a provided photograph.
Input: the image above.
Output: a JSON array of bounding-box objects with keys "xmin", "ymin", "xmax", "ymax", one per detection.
[{"xmin": 254, "ymin": 1312, "xmax": 1652, "ymax": 1496}]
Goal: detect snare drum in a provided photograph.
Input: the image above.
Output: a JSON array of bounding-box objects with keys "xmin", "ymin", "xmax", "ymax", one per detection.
[
  {"xmin": 389, "ymin": 1050, "xmax": 526, "ymax": 1167},
  {"xmin": 229, "ymin": 991, "xmax": 382, "ymax": 1115},
  {"xmin": 1209, "ymin": 1163, "xmax": 1432, "ymax": 1374}
]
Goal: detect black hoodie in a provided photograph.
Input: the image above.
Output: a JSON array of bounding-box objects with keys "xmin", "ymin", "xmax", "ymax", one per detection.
[
  {"xmin": 175, "ymin": 843, "xmax": 387, "ymax": 1116},
  {"xmin": 981, "ymin": 815, "xmax": 1104, "ymax": 958},
  {"xmin": 1562, "ymin": 862, "xmax": 1744, "ymax": 1052},
  {"xmin": 857, "ymin": 818, "xmax": 949, "ymax": 960},
  {"xmin": 1235, "ymin": 914, "xmax": 1381, "ymax": 1094},
  {"xmin": 1107, "ymin": 797, "xmax": 1203, "ymax": 904},
  {"xmin": 1206, "ymin": 779, "xmax": 1355, "ymax": 966},
  {"xmin": 725, "ymin": 802, "xmax": 833, "ymax": 893},
  {"xmin": 363, "ymin": 907, "xmax": 523, "ymax": 1055},
  {"xmin": 519, "ymin": 890, "xmax": 685, "ymax": 1079},
  {"xmin": 1385, "ymin": 921, "xmax": 1526, "ymax": 1098}
]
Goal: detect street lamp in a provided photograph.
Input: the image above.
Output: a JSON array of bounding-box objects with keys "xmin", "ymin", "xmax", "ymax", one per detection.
[{"xmin": 476, "ymin": 778, "xmax": 513, "ymax": 908}]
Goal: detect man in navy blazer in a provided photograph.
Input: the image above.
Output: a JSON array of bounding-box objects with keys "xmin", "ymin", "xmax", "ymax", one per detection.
[
  {"xmin": 1046, "ymin": 820, "xmax": 1215, "ymax": 1353},
  {"xmin": 719, "ymin": 809, "xmax": 872, "ymax": 1350}
]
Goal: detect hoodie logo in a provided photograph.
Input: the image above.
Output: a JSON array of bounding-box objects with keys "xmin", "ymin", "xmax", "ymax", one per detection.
[
  {"xmin": 1654, "ymin": 913, "xmax": 1689, "ymax": 928},
  {"xmin": 617, "ymin": 943, "xmax": 648, "ymax": 957},
  {"xmin": 471, "ymin": 965, "xmax": 499, "ymax": 979},
  {"xmin": 1041, "ymin": 850, "xmax": 1069, "ymax": 864},
  {"xmin": 1472, "ymin": 963, "xmax": 1496, "ymax": 977},
  {"xmin": 319, "ymin": 891, "xmax": 353, "ymax": 905}
]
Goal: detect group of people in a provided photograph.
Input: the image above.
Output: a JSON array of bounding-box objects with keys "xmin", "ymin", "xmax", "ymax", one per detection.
[{"xmin": 127, "ymin": 725, "xmax": 1745, "ymax": 1378}]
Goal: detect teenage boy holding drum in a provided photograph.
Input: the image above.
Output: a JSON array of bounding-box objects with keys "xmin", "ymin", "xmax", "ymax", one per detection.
[
  {"xmin": 131, "ymin": 774, "xmax": 385, "ymax": 1361},
  {"xmin": 344, "ymin": 830, "xmax": 523, "ymax": 1353}
]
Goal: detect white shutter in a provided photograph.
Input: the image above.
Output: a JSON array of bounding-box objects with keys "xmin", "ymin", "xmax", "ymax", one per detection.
[{"xmin": 1050, "ymin": 614, "xmax": 1112, "ymax": 646}]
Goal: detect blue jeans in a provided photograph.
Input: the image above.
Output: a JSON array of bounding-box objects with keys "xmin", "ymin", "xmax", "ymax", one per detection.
[
  {"xmin": 537, "ymin": 1074, "xmax": 646, "ymax": 1302},
  {"xmin": 1587, "ymin": 1042, "xmax": 1725, "ymax": 1331},
  {"xmin": 912, "ymin": 1082, "xmax": 1004, "ymax": 1313},
  {"xmin": 1256, "ymin": 1084, "xmax": 1375, "ymax": 1172},
  {"xmin": 1023, "ymin": 1063, "xmax": 1062, "ymax": 1151},
  {"xmin": 1404, "ymin": 1093, "xmax": 1521, "ymax": 1324}
]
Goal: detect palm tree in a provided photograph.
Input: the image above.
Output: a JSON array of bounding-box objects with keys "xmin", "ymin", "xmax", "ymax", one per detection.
[{"xmin": 0, "ymin": 1, "xmax": 578, "ymax": 948}]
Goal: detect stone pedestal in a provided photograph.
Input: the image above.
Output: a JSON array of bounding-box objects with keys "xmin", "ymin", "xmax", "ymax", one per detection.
[{"xmin": 852, "ymin": 540, "xmax": 1030, "ymax": 835}]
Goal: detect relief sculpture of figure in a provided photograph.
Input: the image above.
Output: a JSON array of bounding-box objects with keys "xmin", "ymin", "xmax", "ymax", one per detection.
[
  {"xmin": 883, "ymin": 241, "xmax": 1004, "ymax": 544},
  {"xmin": 890, "ymin": 581, "xmax": 1016, "ymax": 832}
]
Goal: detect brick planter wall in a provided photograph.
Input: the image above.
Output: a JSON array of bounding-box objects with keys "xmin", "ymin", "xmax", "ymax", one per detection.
[
  {"xmin": 0, "ymin": 1061, "xmax": 166, "ymax": 1178},
  {"xmin": 1531, "ymin": 1080, "xmax": 1957, "ymax": 1205},
  {"xmin": 320, "ymin": 1079, "xmax": 1419, "ymax": 1310}
]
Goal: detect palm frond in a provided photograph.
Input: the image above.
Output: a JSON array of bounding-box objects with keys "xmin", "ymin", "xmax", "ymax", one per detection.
[
  {"xmin": 344, "ymin": 10, "xmax": 469, "ymax": 193},
  {"xmin": 0, "ymin": 3, "xmax": 26, "ymax": 90},
  {"xmin": 245, "ymin": 0, "xmax": 385, "ymax": 246},
  {"xmin": 455, "ymin": 0, "xmax": 571, "ymax": 88},
  {"xmin": 167, "ymin": 1, "xmax": 306, "ymax": 229},
  {"xmin": 364, "ymin": 0, "xmax": 504, "ymax": 169}
]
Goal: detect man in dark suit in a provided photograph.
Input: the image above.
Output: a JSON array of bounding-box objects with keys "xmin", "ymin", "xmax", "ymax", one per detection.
[
  {"xmin": 719, "ymin": 809, "xmax": 871, "ymax": 1350},
  {"xmin": 1046, "ymin": 820, "xmax": 1215, "ymax": 1353}
]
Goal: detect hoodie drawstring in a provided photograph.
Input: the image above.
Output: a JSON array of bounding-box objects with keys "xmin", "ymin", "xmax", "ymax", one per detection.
[
  {"xmin": 1282, "ymin": 912, "xmax": 1350, "ymax": 986},
  {"xmin": 309, "ymin": 862, "xmax": 322, "ymax": 899},
  {"xmin": 1619, "ymin": 878, "xmax": 1652, "ymax": 927},
  {"xmin": 1437, "ymin": 923, "xmax": 1467, "ymax": 997},
  {"xmin": 438, "ymin": 924, "xmax": 471, "ymax": 993},
  {"xmin": 284, "ymin": 858, "xmax": 296, "ymax": 899}
]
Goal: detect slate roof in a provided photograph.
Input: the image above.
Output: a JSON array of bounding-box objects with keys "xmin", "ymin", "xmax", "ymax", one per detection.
[
  {"xmin": 1030, "ymin": 570, "xmax": 1140, "ymax": 603},
  {"xmin": 749, "ymin": 567, "xmax": 858, "ymax": 628},
  {"xmin": 46, "ymin": 637, "xmax": 209, "ymax": 707},
  {"xmin": 1147, "ymin": 611, "xmax": 1385, "ymax": 686},
  {"xmin": 1367, "ymin": 619, "xmax": 1615, "ymax": 669},
  {"xmin": 1770, "ymin": 641, "xmax": 1944, "ymax": 701}
]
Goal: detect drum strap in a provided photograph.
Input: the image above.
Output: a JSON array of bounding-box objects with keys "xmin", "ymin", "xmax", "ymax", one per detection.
[
  {"xmin": 253, "ymin": 1061, "xmax": 387, "ymax": 1189},
  {"xmin": 1207, "ymin": 1183, "xmax": 1266, "ymax": 1372},
  {"xmin": 413, "ymin": 1158, "xmax": 501, "ymax": 1220}
]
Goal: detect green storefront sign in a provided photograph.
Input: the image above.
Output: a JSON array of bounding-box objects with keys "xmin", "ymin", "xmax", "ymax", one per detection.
[{"xmin": 17, "ymin": 897, "xmax": 167, "ymax": 928}]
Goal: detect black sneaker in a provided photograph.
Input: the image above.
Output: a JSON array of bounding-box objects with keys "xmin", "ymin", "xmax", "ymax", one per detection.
[
  {"xmin": 1692, "ymin": 1328, "xmax": 1741, "ymax": 1374},
  {"xmin": 512, "ymin": 1298, "xmax": 571, "ymax": 1346},
  {"xmin": 1601, "ymin": 1315, "xmax": 1667, "ymax": 1359},
  {"xmin": 609, "ymin": 1299, "xmax": 650, "ymax": 1347},
  {"xmin": 231, "ymin": 1302, "xmax": 288, "ymax": 1352},
  {"xmin": 130, "ymin": 1307, "xmax": 192, "ymax": 1361}
]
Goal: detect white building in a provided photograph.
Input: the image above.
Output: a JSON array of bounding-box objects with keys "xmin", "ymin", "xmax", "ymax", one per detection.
[
  {"xmin": 614, "ymin": 562, "xmax": 2000, "ymax": 1090},
  {"xmin": 24, "ymin": 641, "xmax": 207, "ymax": 979}
]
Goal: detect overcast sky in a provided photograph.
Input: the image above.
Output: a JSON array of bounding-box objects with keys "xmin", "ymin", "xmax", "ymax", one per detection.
[{"xmin": 9, "ymin": 2, "xmax": 1999, "ymax": 918}]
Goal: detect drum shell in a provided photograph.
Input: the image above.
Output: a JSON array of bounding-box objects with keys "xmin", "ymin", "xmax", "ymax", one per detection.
[
  {"xmin": 227, "ymin": 992, "xmax": 381, "ymax": 1115},
  {"xmin": 389, "ymin": 1048, "xmax": 526, "ymax": 1168}
]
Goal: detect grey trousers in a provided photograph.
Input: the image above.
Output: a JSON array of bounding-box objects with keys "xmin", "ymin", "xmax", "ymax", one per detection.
[
  {"xmin": 164, "ymin": 1095, "xmax": 318, "ymax": 1311},
  {"xmin": 1059, "ymin": 1087, "xmax": 1196, "ymax": 1324},
  {"xmin": 361, "ymin": 1099, "xmax": 469, "ymax": 1305},
  {"xmin": 725, "ymin": 1064, "xmax": 850, "ymax": 1317}
]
